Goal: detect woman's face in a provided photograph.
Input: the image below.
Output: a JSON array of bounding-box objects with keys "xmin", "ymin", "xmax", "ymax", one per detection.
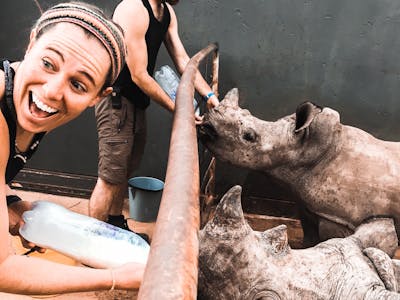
[{"xmin": 13, "ymin": 22, "xmax": 112, "ymax": 133}]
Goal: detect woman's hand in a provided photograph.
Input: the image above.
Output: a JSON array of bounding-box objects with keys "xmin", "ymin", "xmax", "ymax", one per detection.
[
  {"xmin": 8, "ymin": 200, "xmax": 46, "ymax": 253},
  {"xmin": 8, "ymin": 200, "xmax": 32, "ymax": 236},
  {"xmin": 112, "ymin": 262, "xmax": 146, "ymax": 290}
]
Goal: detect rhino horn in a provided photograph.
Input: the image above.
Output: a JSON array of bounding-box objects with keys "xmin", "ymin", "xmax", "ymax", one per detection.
[
  {"xmin": 222, "ymin": 88, "xmax": 239, "ymax": 108},
  {"xmin": 294, "ymin": 101, "xmax": 322, "ymax": 133},
  {"xmin": 261, "ymin": 224, "xmax": 290, "ymax": 254},
  {"xmin": 203, "ymin": 185, "xmax": 251, "ymax": 238}
]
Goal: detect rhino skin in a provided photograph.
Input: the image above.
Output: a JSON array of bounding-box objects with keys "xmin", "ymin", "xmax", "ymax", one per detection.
[
  {"xmin": 198, "ymin": 88, "xmax": 399, "ymax": 253},
  {"xmin": 198, "ymin": 185, "xmax": 400, "ymax": 300}
]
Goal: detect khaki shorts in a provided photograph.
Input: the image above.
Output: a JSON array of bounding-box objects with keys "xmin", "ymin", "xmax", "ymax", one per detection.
[{"xmin": 95, "ymin": 95, "xmax": 146, "ymax": 185}]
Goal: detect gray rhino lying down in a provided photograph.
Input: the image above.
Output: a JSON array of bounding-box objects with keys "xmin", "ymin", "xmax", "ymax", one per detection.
[
  {"xmin": 198, "ymin": 88, "xmax": 400, "ymax": 253},
  {"xmin": 199, "ymin": 186, "xmax": 400, "ymax": 300}
]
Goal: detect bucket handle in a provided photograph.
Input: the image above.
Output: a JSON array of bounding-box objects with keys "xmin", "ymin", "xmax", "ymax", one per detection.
[{"xmin": 130, "ymin": 187, "xmax": 136, "ymax": 199}]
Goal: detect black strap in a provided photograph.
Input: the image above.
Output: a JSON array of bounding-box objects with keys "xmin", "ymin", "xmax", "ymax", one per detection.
[
  {"xmin": 6, "ymin": 194, "xmax": 21, "ymax": 206},
  {"xmin": 2, "ymin": 60, "xmax": 45, "ymax": 160},
  {"xmin": 3, "ymin": 60, "xmax": 17, "ymax": 121}
]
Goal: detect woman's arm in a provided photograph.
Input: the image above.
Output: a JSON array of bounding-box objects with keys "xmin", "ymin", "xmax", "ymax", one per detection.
[
  {"xmin": 0, "ymin": 256, "xmax": 143, "ymax": 294},
  {"xmin": 0, "ymin": 109, "xmax": 144, "ymax": 294}
]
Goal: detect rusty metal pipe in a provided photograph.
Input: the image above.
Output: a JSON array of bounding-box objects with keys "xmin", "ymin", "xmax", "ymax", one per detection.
[
  {"xmin": 138, "ymin": 43, "xmax": 219, "ymax": 300},
  {"xmin": 211, "ymin": 48, "xmax": 219, "ymax": 97}
]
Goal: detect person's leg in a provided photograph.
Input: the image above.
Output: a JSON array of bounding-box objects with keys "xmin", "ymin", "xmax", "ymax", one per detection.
[
  {"xmin": 106, "ymin": 107, "xmax": 149, "ymax": 245},
  {"xmin": 89, "ymin": 95, "xmax": 134, "ymax": 221},
  {"xmin": 89, "ymin": 177, "xmax": 127, "ymax": 221},
  {"xmin": 108, "ymin": 107, "xmax": 147, "ymax": 216}
]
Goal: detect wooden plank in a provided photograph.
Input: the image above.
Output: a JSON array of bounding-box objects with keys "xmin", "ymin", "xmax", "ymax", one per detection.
[
  {"xmin": 242, "ymin": 196, "xmax": 299, "ymax": 219},
  {"xmin": 244, "ymin": 213, "xmax": 400, "ymax": 258},
  {"xmin": 244, "ymin": 213, "xmax": 304, "ymax": 248},
  {"xmin": 11, "ymin": 168, "xmax": 96, "ymax": 198}
]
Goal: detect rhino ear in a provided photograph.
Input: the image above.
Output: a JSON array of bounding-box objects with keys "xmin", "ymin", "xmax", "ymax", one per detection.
[
  {"xmin": 294, "ymin": 102, "xmax": 322, "ymax": 133},
  {"xmin": 261, "ymin": 224, "xmax": 290, "ymax": 253},
  {"xmin": 203, "ymin": 185, "xmax": 250, "ymax": 238},
  {"xmin": 222, "ymin": 88, "xmax": 239, "ymax": 107},
  {"xmin": 363, "ymin": 247, "xmax": 398, "ymax": 292}
]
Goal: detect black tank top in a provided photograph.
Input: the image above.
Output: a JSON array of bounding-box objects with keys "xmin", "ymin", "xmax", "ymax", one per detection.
[
  {"xmin": 1, "ymin": 60, "xmax": 45, "ymax": 184},
  {"xmin": 113, "ymin": 0, "xmax": 171, "ymax": 109}
]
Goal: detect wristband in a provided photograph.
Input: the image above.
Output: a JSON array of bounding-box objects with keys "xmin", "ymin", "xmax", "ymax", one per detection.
[
  {"xmin": 6, "ymin": 195, "xmax": 22, "ymax": 206},
  {"xmin": 204, "ymin": 91, "xmax": 215, "ymax": 101}
]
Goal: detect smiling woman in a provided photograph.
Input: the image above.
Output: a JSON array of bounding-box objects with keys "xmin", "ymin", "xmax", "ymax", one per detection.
[
  {"xmin": 14, "ymin": 22, "xmax": 112, "ymax": 133},
  {"xmin": 0, "ymin": 1, "xmax": 147, "ymax": 296}
]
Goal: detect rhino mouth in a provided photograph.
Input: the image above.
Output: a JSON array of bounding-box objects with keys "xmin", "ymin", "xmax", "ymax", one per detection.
[{"xmin": 198, "ymin": 121, "xmax": 218, "ymax": 141}]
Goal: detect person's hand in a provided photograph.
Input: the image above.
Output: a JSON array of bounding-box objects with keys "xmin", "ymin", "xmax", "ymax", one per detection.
[
  {"xmin": 20, "ymin": 238, "xmax": 47, "ymax": 254},
  {"xmin": 8, "ymin": 200, "xmax": 31, "ymax": 236},
  {"xmin": 8, "ymin": 200, "xmax": 47, "ymax": 253},
  {"xmin": 195, "ymin": 114, "xmax": 204, "ymax": 125},
  {"xmin": 206, "ymin": 95, "xmax": 219, "ymax": 110},
  {"xmin": 112, "ymin": 262, "xmax": 146, "ymax": 290}
]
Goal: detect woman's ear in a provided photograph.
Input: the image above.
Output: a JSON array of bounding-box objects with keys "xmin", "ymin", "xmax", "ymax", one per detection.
[
  {"xmin": 88, "ymin": 87, "xmax": 113, "ymax": 107},
  {"xmin": 101, "ymin": 87, "xmax": 113, "ymax": 98}
]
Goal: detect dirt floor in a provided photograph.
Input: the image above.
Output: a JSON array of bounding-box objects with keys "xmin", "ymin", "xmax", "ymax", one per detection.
[{"xmin": 1, "ymin": 190, "xmax": 155, "ymax": 300}]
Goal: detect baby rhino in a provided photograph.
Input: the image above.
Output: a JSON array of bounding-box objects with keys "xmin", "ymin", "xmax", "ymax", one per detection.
[
  {"xmin": 199, "ymin": 88, "xmax": 400, "ymax": 252},
  {"xmin": 199, "ymin": 186, "xmax": 400, "ymax": 300}
]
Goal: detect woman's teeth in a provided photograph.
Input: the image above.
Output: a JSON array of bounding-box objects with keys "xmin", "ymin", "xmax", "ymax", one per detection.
[{"xmin": 32, "ymin": 94, "xmax": 58, "ymax": 114}]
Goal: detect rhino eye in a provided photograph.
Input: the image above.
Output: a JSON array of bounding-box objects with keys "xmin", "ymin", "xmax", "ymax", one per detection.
[{"xmin": 243, "ymin": 129, "xmax": 257, "ymax": 142}]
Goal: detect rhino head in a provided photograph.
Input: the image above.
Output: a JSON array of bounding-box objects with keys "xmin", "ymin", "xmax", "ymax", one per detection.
[
  {"xmin": 198, "ymin": 185, "xmax": 400, "ymax": 300},
  {"xmin": 199, "ymin": 185, "xmax": 290, "ymax": 299},
  {"xmin": 198, "ymin": 88, "xmax": 400, "ymax": 248},
  {"xmin": 198, "ymin": 88, "xmax": 342, "ymax": 175}
]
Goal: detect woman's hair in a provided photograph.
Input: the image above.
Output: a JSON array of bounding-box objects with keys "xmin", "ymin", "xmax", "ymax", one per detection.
[{"xmin": 33, "ymin": 1, "xmax": 126, "ymax": 87}]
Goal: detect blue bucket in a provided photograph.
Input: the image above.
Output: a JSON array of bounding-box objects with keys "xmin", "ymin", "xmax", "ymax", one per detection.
[{"xmin": 128, "ymin": 177, "xmax": 164, "ymax": 222}]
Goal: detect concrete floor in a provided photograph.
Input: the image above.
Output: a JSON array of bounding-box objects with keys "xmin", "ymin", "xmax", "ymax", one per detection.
[{"xmin": 1, "ymin": 190, "xmax": 155, "ymax": 300}]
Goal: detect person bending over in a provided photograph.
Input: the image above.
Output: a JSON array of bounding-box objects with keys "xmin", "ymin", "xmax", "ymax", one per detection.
[{"xmin": 89, "ymin": 0, "xmax": 219, "ymax": 237}]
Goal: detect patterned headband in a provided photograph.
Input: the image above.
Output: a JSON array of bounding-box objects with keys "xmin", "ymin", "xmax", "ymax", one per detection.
[{"xmin": 35, "ymin": 2, "xmax": 126, "ymax": 85}]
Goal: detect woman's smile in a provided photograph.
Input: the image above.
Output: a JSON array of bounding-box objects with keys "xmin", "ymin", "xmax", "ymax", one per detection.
[{"xmin": 30, "ymin": 91, "xmax": 59, "ymax": 117}]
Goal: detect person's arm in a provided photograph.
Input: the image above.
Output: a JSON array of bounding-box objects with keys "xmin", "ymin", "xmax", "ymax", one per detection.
[
  {"xmin": 113, "ymin": 0, "xmax": 175, "ymax": 113},
  {"xmin": 0, "ymin": 111, "xmax": 144, "ymax": 294},
  {"xmin": 6, "ymin": 186, "xmax": 29, "ymax": 234},
  {"xmin": 163, "ymin": 3, "xmax": 219, "ymax": 109}
]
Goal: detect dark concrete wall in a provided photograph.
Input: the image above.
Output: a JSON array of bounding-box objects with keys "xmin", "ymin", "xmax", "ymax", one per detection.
[{"xmin": 2, "ymin": 0, "xmax": 400, "ymax": 197}]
